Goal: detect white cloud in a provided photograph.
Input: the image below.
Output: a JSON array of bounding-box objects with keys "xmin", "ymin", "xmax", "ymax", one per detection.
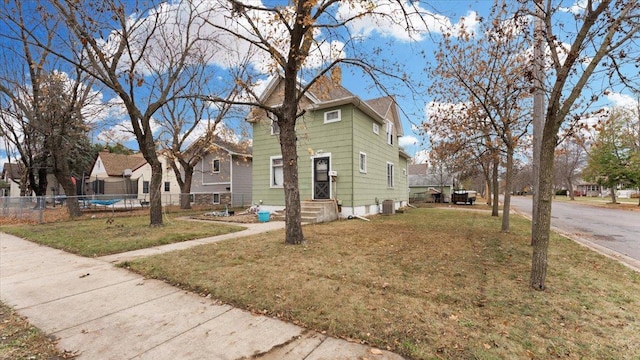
[
  {"xmin": 337, "ymin": 1, "xmax": 479, "ymax": 41},
  {"xmin": 605, "ymin": 91, "xmax": 638, "ymax": 109},
  {"xmin": 560, "ymin": 0, "xmax": 589, "ymax": 15},
  {"xmin": 413, "ymin": 149, "xmax": 429, "ymax": 164},
  {"xmin": 97, "ymin": 0, "xmax": 346, "ymax": 80},
  {"xmin": 399, "ymin": 135, "xmax": 418, "ymax": 148}
]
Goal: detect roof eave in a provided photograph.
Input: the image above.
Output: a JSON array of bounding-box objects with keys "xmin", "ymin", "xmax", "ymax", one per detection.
[{"xmin": 310, "ymin": 96, "xmax": 386, "ymax": 124}]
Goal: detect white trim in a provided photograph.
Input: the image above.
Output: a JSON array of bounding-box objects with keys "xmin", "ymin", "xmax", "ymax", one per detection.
[
  {"xmin": 270, "ymin": 119, "xmax": 280, "ymax": 135},
  {"xmin": 228, "ymin": 154, "xmax": 233, "ymax": 199},
  {"xmin": 386, "ymin": 120, "xmax": 394, "ymax": 145},
  {"xmin": 201, "ymin": 181, "xmax": 231, "ymax": 186},
  {"xmin": 373, "ymin": 123, "xmax": 379, "ymax": 135},
  {"xmin": 311, "ymin": 153, "xmax": 332, "ymax": 200},
  {"xmin": 212, "ymin": 158, "xmax": 221, "ymax": 173},
  {"xmin": 359, "ymin": 152, "xmax": 367, "ymax": 173},
  {"xmin": 270, "ymin": 156, "xmax": 284, "ymax": 188},
  {"xmin": 323, "ymin": 109, "xmax": 341, "ymax": 123},
  {"xmin": 386, "ymin": 162, "xmax": 394, "ymax": 189}
]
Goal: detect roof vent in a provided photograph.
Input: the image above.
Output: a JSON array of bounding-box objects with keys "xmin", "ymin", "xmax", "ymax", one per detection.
[{"xmin": 123, "ymin": 169, "xmax": 132, "ymax": 177}]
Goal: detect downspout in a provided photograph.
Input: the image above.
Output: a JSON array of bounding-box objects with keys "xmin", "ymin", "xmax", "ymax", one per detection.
[{"xmin": 229, "ymin": 153, "xmax": 233, "ymax": 206}]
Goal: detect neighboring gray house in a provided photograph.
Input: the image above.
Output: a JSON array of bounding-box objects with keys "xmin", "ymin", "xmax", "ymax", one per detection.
[
  {"xmin": 408, "ymin": 163, "xmax": 455, "ymax": 203},
  {"xmin": 190, "ymin": 137, "xmax": 252, "ymax": 207}
]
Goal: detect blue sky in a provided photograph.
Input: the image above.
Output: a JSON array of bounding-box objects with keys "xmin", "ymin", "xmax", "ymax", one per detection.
[{"xmin": 1, "ymin": 0, "xmax": 638, "ymax": 167}]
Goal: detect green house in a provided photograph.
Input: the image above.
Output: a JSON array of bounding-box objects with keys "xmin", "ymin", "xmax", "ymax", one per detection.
[{"xmin": 249, "ymin": 74, "xmax": 410, "ymax": 219}]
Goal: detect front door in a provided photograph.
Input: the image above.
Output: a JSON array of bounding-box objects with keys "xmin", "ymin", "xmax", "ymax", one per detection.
[{"xmin": 313, "ymin": 157, "xmax": 330, "ymax": 200}]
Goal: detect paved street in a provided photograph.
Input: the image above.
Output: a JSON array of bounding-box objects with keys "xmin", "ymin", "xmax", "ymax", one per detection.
[{"xmin": 509, "ymin": 196, "xmax": 640, "ymax": 270}]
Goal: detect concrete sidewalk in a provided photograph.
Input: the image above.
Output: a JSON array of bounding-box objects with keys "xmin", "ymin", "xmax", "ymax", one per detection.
[{"xmin": 0, "ymin": 225, "xmax": 405, "ymax": 360}]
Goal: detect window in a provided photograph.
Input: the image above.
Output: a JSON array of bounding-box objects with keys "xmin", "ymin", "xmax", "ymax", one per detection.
[
  {"xmin": 402, "ymin": 168, "xmax": 407, "ymax": 176},
  {"xmin": 212, "ymin": 159, "xmax": 221, "ymax": 173},
  {"xmin": 373, "ymin": 123, "xmax": 379, "ymax": 134},
  {"xmin": 386, "ymin": 120, "xmax": 394, "ymax": 145},
  {"xmin": 213, "ymin": 193, "xmax": 220, "ymax": 204},
  {"xmin": 270, "ymin": 119, "xmax": 280, "ymax": 135},
  {"xmin": 271, "ymin": 156, "xmax": 284, "ymax": 187},
  {"xmin": 164, "ymin": 182, "xmax": 170, "ymax": 192},
  {"xmin": 143, "ymin": 181, "xmax": 149, "ymax": 194},
  {"xmin": 359, "ymin": 152, "xmax": 367, "ymax": 173},
  {"xmin": 387, "ymin": 162, "xmax": 394, "ymax": 188},
  {"xmin": 324, "ymin": 109, "xmax": 341, "ymax": 123}
]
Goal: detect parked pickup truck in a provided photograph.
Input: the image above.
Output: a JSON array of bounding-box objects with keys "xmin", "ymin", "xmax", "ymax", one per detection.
[{"xmin": 451, "ymin": 190, "xmax": 477, "ymax": 205}]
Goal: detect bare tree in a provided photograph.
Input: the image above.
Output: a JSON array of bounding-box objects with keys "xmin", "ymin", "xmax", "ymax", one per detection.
[
  {"xmin": 0, "ymin": 1, "xmax": 98, "ymax": 217},
  {"xmin": 202, "ymin": 0, "xmax": 424, "ymax": 244},
  {"xmin": 428, "ymin": 0, "xmax": 533, "ymax": 232},
  {"xmin": 553, "ymin": 136, "xmax": 587, "ymax": 200},
  {"xmin": 530, "ymin": 0, "xmax": 640, "ymax": 290},
  {"xmin": 34, "ymin": 0, "xmax": 231, "ymax": 226}
]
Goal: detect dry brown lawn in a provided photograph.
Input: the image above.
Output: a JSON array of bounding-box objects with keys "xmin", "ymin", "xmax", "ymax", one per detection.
[
  {"xmin": 124, "ymin": 207, "xmax": 640, "ymax": 359},
  {"xmin": 0, "ymin": 302, "xmax": 73, "ymax": 359}
]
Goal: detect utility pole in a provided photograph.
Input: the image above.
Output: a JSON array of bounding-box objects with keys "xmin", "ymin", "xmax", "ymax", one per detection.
[{"xmin": 531, "ymin": 0, "xmax": 546, "ymax": 245}]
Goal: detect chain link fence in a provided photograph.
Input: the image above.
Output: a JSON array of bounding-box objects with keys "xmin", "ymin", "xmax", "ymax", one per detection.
[{"xmin": 0, "ymin": 192, "xmax": 243, "ymax": 223}]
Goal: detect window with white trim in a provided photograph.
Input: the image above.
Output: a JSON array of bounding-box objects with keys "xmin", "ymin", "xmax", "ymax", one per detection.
[
  {"xmin": 212, "ymin": 159, "xmax": 221, "ymax": 173},
  {"xmin": 373, "ymin": 123, "xmax": 379, "ymax": 134},
  {"xmin": 386, "ymin": 120, "xmax": 394, "ymax": 145},
  {"xmin": 213, "ymin": 193, "xmax": 220, "ymax": 204},
  {"xmin": 271, "ymin": 156, "xmax": 284, "ymax": 187},
  {"xmin": 359, "ymin": 152, "xmax": 367, "ymax": 173},
  {"xmin": 270, "ymin": 119, "xmax": 280, "ymax": 135},
  {"xmin": 324, "ymin": 109, "xmax": 341, "ymax": 123},
  {"xmin": 387, "ymin": 162, "xmax": 394, "ymax": 188}
]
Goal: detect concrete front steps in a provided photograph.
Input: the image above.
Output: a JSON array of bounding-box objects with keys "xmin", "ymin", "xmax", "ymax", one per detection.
[{"xmin": 271, "ymin": 200, "xmax": 338, "ymax": 224}]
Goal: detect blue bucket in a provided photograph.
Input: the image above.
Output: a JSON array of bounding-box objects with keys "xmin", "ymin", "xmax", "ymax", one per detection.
[{"xmin": 257, "ymin": 211, "xmax": 270, "ymax": 222}]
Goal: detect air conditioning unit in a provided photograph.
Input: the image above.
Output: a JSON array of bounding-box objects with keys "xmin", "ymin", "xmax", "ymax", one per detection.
[{"xmin": 382, "ymin": 199, "xmax": 395, "ymax": 215}]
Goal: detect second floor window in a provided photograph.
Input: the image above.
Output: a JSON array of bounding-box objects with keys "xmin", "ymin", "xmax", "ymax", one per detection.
[{"xmin": 212, "ymin": 159, "xmax": 221, "ymax": 173}]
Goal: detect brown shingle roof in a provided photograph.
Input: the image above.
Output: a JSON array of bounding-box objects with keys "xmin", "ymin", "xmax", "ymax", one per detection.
[
  {"xmin": 2, "ymin": 163, "xmax": 22, "ymax": 180},
  {"xmin": 98, "ymin": 152, "xmax": 147, "ymax": 176},
  {"xmin": 307, "ymin": 75, "xmax": 355, "ymax": 102},
  {"xmin": 213, "ymin": 136, "xmax": 252, "ymax": 157},
  {"xmin": 365, "ymin": 96, "xmax": 394, "ymax": 118},
  {"xmin": 408, "ymin": 164, "xmax": 428, "ymax": 175}
]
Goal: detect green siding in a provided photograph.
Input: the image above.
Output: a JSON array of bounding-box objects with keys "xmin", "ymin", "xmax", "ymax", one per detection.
[{"xmin": 252, "ymin": 103, "xmax": 409, "ymax": 208}]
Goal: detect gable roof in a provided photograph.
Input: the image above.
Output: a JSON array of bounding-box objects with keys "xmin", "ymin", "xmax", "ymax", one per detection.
[
  {"xmin": 2, "ymin": 163, "xmax": 22, "ymax": 180},
  {"xmin": 408, "ymin": 164, "xmax": 455, "ymax": 187},
  {"xmin": 97, "ymin": 152, "xmax": 148, "ymax": 177},
  {"xmin": 408, "ymin": 163, "xmax": 428, "ymax": 176},
  {"xmin": 365, "ymin": 96, "xmax": 404, "ymax": 136},
  {"xmin": 212, "ymin": 136, "xmax": 252, "ymax": 157},
  {"xmin": 256, "ymin": 74, "xmax": 403, "ymax": 127}
]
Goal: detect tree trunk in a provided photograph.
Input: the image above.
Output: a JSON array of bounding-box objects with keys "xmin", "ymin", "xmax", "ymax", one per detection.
[
  {"xmin": 610, "ymin": 187, "xmax": 617, "ymax": 204},
  {"xmin": 491, "ymin": 156, "xmax": 499, "ymax": 217},
  {"xmin": 148, "ymin": 159, "xmax": 164, "ymax": 226},
  {"xmin": 567, "ymin": 178, "xmax": 575, "ymax": 200},
  {"xmin": 279, "ymin": 112, "xmax": 304, "ymax": 244},
  {"xmin": 530, "ymin": 127, "xmax": 557, "ymax": 291},
  {"xmin": 180, "ymin": 169, "xmax": 193, "ymax": 210},
  {"xmin": 501, "ymin": 148, "xmax": 514, "ymax": 232}
]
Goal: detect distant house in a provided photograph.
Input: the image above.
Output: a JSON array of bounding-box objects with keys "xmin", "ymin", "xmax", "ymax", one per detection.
[
  {"xmin": 574, "ymin": 180, "xmax": 603, "ymax": 197},
  {"xmin": 88, "ymin": 151, "xmax": 181, "ymax": 205},
  {"xmin": 1, "ymin": 162, "xmax": 63, "ymax": 198},
  {"xmin": 1, "ymin": 163, "xmax": 22, "ymax": 197},
  {"xmin": 249, "ymin": 73, "xmax": 410, "ymax": 220},
  {"xmin": 190, "ymin": 136, "xmax": 253, "ymax": 207},
  {"xmin": 408, "ymin": 163, "xmax": 455, "ymax": 203}
]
